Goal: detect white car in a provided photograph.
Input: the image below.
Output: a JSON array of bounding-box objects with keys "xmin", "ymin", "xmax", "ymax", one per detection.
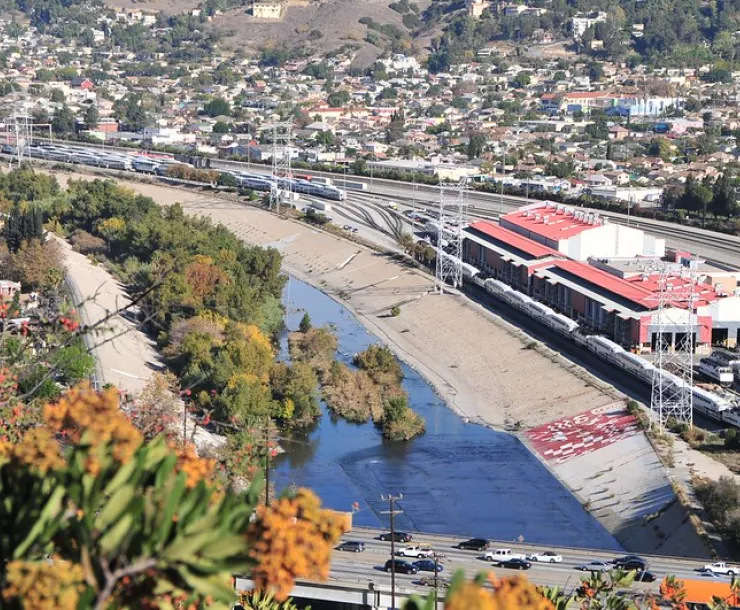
[
  {"xmin": 578, "ymin": 561, "xmax": 612, "ymax": 572},
  {"xmin": 397, "ymin": 545, "xmax": 434, "ymax": 558},
  {"xmin": 703, "ymin": 562, "xmax": 738, "ymax": 576},
  {"xmin": 527, "ymin": 551, "xmax": 563, "ymax": 563}
]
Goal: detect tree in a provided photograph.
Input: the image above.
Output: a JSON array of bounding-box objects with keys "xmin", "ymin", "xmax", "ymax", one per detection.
[
  {"xmin": 511, "ymin": 72, "xmax": 531, "ymax": 89},
  {"xmin": 5, "ymin": 239, "xmax": 65, "ymax": 291},
  {"xmin": 712, "ymin": 173, "xmax": 738, "ymax": 219},
  {"xmin": 299, "ymin": 312, "xmax": 312, "ymax": 333},
  {"xmin": 51, "ymin": 104, "xmax": 75, "ymax": 134},
  {"xmin": 50, "ymin": 88, "xmax": 65, "ymax": 103},
  {"xmin": 466, "ymin": 132, "xmax": 487, "ymax": 159},
  {"xmin": 327, "ymin": 90, "xmax": 350, "ymax": 107},
  {"xmin": 212, "ymin": 120, "xmax": 230, "ymax": 133},
  {"xmin": 588, "ymin": 61, "xmax": 604, "ymax": 81},
  {"xmin": 83, "ymin": 104, "xmax": 99, "ymax": 129},
  {"xmin": 203, "ymin": 97, "xmax": 231, "ymax": 118},
  {"xmin": 315, "ymin": 130, "xmax": 335, "ymax": 148}
]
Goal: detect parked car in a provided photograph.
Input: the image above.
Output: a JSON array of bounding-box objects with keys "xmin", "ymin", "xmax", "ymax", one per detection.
[
  {"xmin": 527, "ymin": 551, "xmax": 563, "ymax": 563},
  {"xmin": 577, "ymin": 561, "xmax": 612, "ymax": 572},
  {"xmin": 457, "ymin": 538, "xmax": 490, "ymax": 551},
  {"xmin": 634, "ymin": 571, "xmax": 657, "ymax": 583},
  {"xmin": 380, "ymin": 532, "xmax": 413, "ymax": 542},
  {"xmin": 413, "ymin": 560, "xmax": 444, "ymax": 573},
  {"xmin": 336, "ymin": 541, "xmax": 365, "ymax": 553},
  {"xmin": 398, "ymin": 545, "xmax": 434, "ymax": 558},
  {"xmin": 385, "ymin": 559, "xmax": 418, "ymax": 575},
  {"xmin": 495, "ymin": 558, "xmax": 532, "ymax": 571}
]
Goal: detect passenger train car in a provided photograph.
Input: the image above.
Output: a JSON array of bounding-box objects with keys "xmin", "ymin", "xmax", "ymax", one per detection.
[{"xmin": 471, "ymin": 272, "xmax": 740, "ymax": 427}]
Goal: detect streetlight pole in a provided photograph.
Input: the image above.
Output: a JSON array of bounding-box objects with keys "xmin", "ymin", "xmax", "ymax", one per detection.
[{"xmin": 381, "ymin": 493, "xmax": 404, "ymax": 610}]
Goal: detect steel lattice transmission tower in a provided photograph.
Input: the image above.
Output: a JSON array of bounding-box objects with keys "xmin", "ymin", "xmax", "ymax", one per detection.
[
  {"xmin": 435, "ymin": 184, "xmax": 467, "ymax": 293},
  {"xmin": 649, "ymin": 264, "xmax": 696, "ymax": 430},
  {"xmin": 5, "ymin": 113, "xmax": 33, "ymax": 168},
  {"xmin": 266, "ymin": 122, "xmax": 292, "ymax": 212}
]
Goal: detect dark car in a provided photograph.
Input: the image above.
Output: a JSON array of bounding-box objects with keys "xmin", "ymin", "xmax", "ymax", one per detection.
[
  {"xmin": 613, "ymin": 555, "xmax": 646, "ymax": 567},
  {"xmin": 458, "ymin": 538, "xmax": 490, "ymax": 551},
  {"xmin": 380, "ymin": 532, "xmax": 413, "ymax": 543},
  {"xmin": 634, "ymin": 571, "xmax": 657, "ymax": 583},
  {"xmin": 496, "ymin": 558, "xmax": 532, "ymax": 570},
  {"xmin": 385, "ymin": 559, "xmax": 419, "ymax": 575},
  {"xmin": 336, "ymin": 541, "xmax": 366, "ymax": 553},
  {"xmin": 413, "ymin": 560, "xmax": 444, "ymax": 573},
  {"xmin": 615, "ymin": 559, "xmax": 649, "ymax": 571}
]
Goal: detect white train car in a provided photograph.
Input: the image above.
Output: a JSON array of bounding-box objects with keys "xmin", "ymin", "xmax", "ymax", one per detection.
[
  {"xmin": 722, "ymin": 409, "xmax": 740, "ymax": 428},
  {"xmin": 527, "ymin": 301, "xmax": 556, "ymax": 323},
  {"xmin": 692, "ymin": 386, "xmax": 732, "ymax": 422},
  {"xmin": 484, "ymin": 278, "xmax": 513, "ymax": 298},
  {"xmin": 545, "ymin": 313, "xmax": 579, "ymax": 336},
  {"xmin": 614, "ymin": 351, "xmax": 656, "ymax": 384},
  {"xmin": 473, "ymin": 275, "xmax": 486, "ymax": 289},
  {"xmin": 697, "ymin": 357, "xmax": 734, "ymax": 386},
  {"xmin": 504, "ymin": 290, "xmax": 533, "ymax": 311},
  {"xmin": 586, "ymin": 335, "xmax": 625, "ymax": 363}
]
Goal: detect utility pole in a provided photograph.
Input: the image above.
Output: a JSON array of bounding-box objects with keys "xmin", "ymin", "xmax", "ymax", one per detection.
[
  {"xmin": 380, "ymin": 493, "xmax": 404, "ymax": 610},
  {"xmin": 264, "ymin": 425, "xmax": 271, "ymax": 506}
]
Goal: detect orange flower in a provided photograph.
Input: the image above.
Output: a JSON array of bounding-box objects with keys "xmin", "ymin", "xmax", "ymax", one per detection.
[
  {"xmin": 3, "ymin": 558, "xmax": 85, "ymax": 610},
  {"xmin": 172, "ymin": 442, "xmax": 215, "ymax": 488},
  {"xmin": 44, "ymin": 384, "xmax": 142, "ymax": 471},
  {"xmin": 0, "ymin": 428, "xmax": 64, "ymax": 474},
  {"xmin": 247, "ymin": 489, "xmax": 346, "ymax": 600}
]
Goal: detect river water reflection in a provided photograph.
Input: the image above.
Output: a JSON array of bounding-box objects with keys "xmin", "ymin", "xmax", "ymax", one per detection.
[{"xmin": 274, "ymin": 278, "xmax": 620, "ymax": 550}]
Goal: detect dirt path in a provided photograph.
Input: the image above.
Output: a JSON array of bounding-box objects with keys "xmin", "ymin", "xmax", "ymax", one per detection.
[{"xmin": 59, "ymin": 237, "xmax": 161, "ymax": 394}]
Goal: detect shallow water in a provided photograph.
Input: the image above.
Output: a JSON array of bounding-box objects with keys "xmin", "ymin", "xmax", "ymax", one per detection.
[{"xmin": 274, "ymin": 278, "xmax": 621, "ymax": 550}]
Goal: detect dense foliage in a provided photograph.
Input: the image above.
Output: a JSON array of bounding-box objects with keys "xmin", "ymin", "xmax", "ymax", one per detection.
[{"xmin": 0, "ymin": 385, "xmax": 346, "ymax": 609}]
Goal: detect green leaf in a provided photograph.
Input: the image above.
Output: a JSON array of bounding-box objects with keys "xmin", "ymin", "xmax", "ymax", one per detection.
[
  {"xmin": 99, "ymin": 512, "xmax": 134, "ymax": 554},
  {"xmin": 156, "ymin": 472, "xmax": 188, "ymax": 545},
  {"xmin": 103, "ymin": 454, "xmax": 139, "ymax": 497},
  {"xmin": 95, "ymin": 484, "xmax": 135, "ymax": 530},
  {"xmin": 162, "ymin": 530, "xmax": 224, "ymax": 562},
  {"xmin": 177, "ymin": 567, "xmax": 237, "ymax": 603},
  {"xmin": 199, "ymin": 534, "xmax": 249, "ymax": 561},
  {"xmin": 14, "ymin": 484, "xmax": 66, "ymax": 558}
]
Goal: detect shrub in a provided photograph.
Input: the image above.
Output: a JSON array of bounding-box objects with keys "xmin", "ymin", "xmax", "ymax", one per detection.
[
  {"xmin": 390, "ymin": 305, "xmax": 401, "ymax": 317},
  {"xmin": 695, "ymin": 476, "xmax": 740, "ymax": 526},
  {"xmin": 70, "ymin": 229, "xmax": 106, "ymax": 255}
]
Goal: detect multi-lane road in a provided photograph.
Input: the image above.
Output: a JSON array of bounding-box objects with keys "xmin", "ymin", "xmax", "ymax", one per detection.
[{"xmin": 328, "ymin": 527, "xmax": 724, "ymax": 595}]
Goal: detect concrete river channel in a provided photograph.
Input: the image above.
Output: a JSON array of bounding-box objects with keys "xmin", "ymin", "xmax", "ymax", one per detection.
[{"xmin": 273, "ymin": 278, "xmax": 621, "ymax": 550}]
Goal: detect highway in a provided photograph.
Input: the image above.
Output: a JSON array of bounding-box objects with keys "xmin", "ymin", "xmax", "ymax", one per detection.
[{"xmin": 327, "ymin": 526, "xmax": 725, "ymax": 596}]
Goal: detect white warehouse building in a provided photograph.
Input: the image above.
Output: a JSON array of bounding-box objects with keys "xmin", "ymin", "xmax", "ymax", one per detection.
[{"xmin": 499, "ymin": 202, "xmax": 666, "ymax": 261}]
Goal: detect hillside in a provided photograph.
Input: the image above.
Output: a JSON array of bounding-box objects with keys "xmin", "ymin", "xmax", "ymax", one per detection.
[{"xmin": 211, "ymin": 0, "xmax": 429, "ymax": 66}]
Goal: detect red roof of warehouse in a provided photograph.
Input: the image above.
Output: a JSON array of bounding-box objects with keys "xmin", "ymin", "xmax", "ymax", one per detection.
[
  {"xmin": 550, "ymin": 260, "xmax": 719, "ymax": 309},
  {"xmin": 468, "ymin": 221, "xmax": 560, "ymax": 259},
  {"xmin": 552, "ymin": 260, "xmax": 655, "ymax": 307},
  {"xmin": 501, "ymin": 206, "xmax": 600, "ymax": 241}
]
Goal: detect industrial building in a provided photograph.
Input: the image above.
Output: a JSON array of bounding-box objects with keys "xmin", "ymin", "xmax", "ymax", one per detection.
[
  {"xmin": 499, "ymin": 202, "xmax": 666, "ymax": 261},
  {"xmin": 462, "ymin": 202, "xmax": 740, "ymax": 352}
]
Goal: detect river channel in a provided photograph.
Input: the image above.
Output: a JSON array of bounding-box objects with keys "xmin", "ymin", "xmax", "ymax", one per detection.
[{"xmin": 273, "ymin": 278, "xmax": 621, "ymax": 550}]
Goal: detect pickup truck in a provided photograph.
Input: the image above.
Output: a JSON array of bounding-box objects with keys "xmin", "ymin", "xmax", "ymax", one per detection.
[
  {"xmin": 703, "ymin": 562, "xmax": 739, "ymax": 576},
  {"xmin": 484, "ymin": 548, "xmax": 527, "ymax": 562}
]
